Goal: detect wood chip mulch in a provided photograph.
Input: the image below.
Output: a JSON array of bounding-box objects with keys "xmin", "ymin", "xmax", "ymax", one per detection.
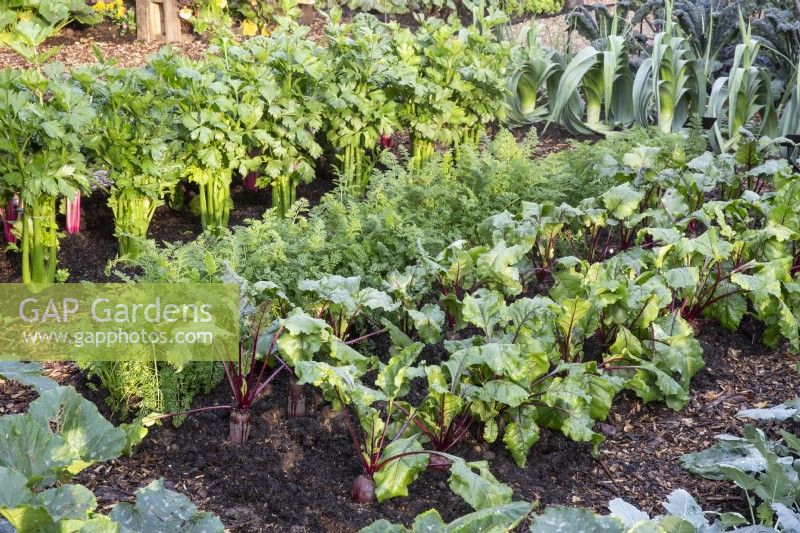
[
  {"xmin": 0, "ymin": 37, "xmax": 207, "ymax": 69},
  {"xmin": 564, "ymin": 322, "xmax": 800, "ymax": 515}
]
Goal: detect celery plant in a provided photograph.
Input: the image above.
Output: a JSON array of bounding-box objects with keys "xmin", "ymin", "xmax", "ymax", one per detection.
[
  {"xmin": 0, "ymin": 65, "xmax": 94, "ymax": 284},
  {"xmin": 149, "ymin": 49, "xmax": 253, "ymax": 232},
  {"xmin": 394, "ymin": 13, "xmax": 508, "ymax": 168},
  {"xmin": 74, "ymin": 65, "xmax": 180, "ymax": 258},
  {"xmin": 393, "ymin": 21, "xmax": 462, "ymax": 169},
  {"xmin": 451, "ymin": 9, "xmax": 509, "ymax": 149},
  {"xmin": 234, "ymin": 21, "xmax": 325, "ymax": 217},
  {"xmin": 322, "ymin": 13, "xmax": 400, "ymax": 194}
]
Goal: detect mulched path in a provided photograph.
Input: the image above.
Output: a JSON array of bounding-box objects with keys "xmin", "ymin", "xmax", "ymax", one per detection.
[
  {"xmin": 0, "ymin": 2, "xmax": 596, "ymax": 71},
  {"xmin": 0, "ymin": 22, "xmax": 207, "ymax": 69},
  {"xmin": 1, "ymin": 321, "xmax": 797, "ymax": 531}
]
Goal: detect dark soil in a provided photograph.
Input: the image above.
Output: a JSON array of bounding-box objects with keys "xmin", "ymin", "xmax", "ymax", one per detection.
[
  {"xmin": 53, "ymin": 20, "xmax": 137, "ymax": 46},
  {"xmin": 0, "ymin": 321, "xmax": 777, "ymax": 531},
  {"xmin": 513, "ymin": 122, "xmax": 603, "ymax": 157}
]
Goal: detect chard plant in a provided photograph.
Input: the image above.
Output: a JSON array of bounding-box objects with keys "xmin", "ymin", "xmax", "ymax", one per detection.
[
  {"xmin": 73, "ymin": 64, "xmax": 181, "ymax": 258},
  {"xmin": 63, "ymin": 192, "xmax": 79, "ymax": 234},
  {"xmin": 148, "ymin": 49, "xmax": 258, "ymax": 232},
  {"xmin": 321, "ymin": 14, "xmax": 400, "ymax": 194},
  {"xmin": 0, "ymin": 65, "xmax": 94, "ymax": 284}
]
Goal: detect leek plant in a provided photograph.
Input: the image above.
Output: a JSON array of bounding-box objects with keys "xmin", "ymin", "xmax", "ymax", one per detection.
[
  {"xmin": 548, "ymin": 16, "xmax": 633, "ymax": 134},
  {"xmin": 632, "ymin": 31, "xmax": 705, "ymax": 134},
  {"xmin": 0, "ymin": 66, "xmax": 94, "ymax": 284},
  {"xmin": 705, "ymin": 19, "xmax": 778, "ymax": 153},
  {"xmin": 779, "ymin": 65, "xmax": 800, "ymax": 139},
  {"xmin": 505, "ymin": 26, "xmax": 559, "ymax": 128},
  {"xmin": 74, "ymin": 65, "xmax": 180, "ymax": 258}
]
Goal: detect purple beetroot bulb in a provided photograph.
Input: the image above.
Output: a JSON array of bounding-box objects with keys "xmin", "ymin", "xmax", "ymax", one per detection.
[
  {"xmin": 351, "ymin": 474, "xmax": 375, "ymax": 503},
  {"xmin": 244, "ymin": 171, "xmax": 258, "ymax": 191},
  {"xmin": 379, "ymin": 133, "xmax": 394, "ymax": 150}
]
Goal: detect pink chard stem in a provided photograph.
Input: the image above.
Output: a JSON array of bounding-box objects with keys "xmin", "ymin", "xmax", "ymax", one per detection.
[
  {"xmin": 66, "ymin": 193, "xmax": 81, "ymax": 235},
  {"xmin": 2, "ymin": 199, "xmax": 18, "ymax": 244},
  {"xmin": 244, "ymin": 171, "xmax": 258, "ymax": 191}
]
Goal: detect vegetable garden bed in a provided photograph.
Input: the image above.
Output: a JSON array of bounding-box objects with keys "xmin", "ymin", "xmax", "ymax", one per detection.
[
  {"xmin": 2, "ymin": 0, "xmax": 800, "ymax": 530},
  {"xmin": 0, "ymin": 319, "xmax": 792, "ymax": 531}
]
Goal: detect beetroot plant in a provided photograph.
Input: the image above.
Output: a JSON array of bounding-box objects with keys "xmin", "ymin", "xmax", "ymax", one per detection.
[
  {"xmin": 295, "ymin": 342, "xmax": 513, "ymax": 508},
  {"xmin": 646, "ymin": 227, "xmax": 754, "ymax": 330},
  {"xmin": 146, "ymin": 310, "xmax": 289, "ymax": 444},
  {"xmin": 400, "ymin": 364, "xmax": 473, "ymax": 470},
  {"xmin": 297, "ymin": 275, "xmax": 399, "ymax": 340},
  {"xmin": 1, "ymin": 197, "xmax": 18, "ymax": 244},
  {"xmin": 222, "ymin": 317, "xmax": 289, "ymax": 443}
]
